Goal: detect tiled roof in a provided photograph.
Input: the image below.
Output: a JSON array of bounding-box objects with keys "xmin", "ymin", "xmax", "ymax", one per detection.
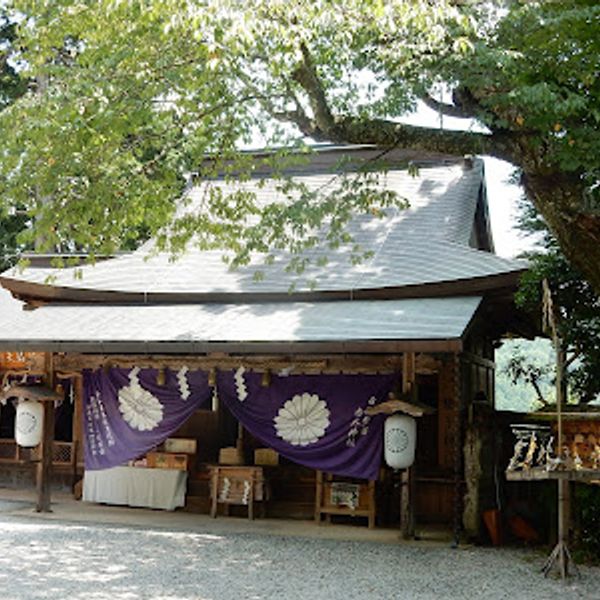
[
  {"xmin": 0, "ymin": 288, "xmax": 481, "ymax": 351},
  {"xmin": 0, "ymin": 155, "xmax": 525, "ymax": 299}
]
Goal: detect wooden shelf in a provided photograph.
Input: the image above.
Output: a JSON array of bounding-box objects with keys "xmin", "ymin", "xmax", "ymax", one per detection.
[
  {"xmin": 505, "ymin": 469, "xmax": 600, "ymax": 482},
  {"xmin": 314, "ymin": 471, "xmax": 376, "ymax": 528}
]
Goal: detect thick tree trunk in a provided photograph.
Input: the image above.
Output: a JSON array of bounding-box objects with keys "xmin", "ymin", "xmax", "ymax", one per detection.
[{"xmin": 522, "ymin": 172, "xmax": 600, "ymax": 297}]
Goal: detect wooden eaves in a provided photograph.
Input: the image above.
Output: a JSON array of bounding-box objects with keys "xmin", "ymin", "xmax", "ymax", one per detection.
[{"xmin": 0, "ymin": 269, "xmax": 525, "ymax": 307}]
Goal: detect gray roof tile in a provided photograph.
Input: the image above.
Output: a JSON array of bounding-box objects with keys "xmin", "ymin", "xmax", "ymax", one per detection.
[
  {"xmin": 0, "ymin": 288, "xmax": 481, "ymax": 347},
  {"xmin": 1, "ymin": 159, "xmax": 525, "ymax": 297}
]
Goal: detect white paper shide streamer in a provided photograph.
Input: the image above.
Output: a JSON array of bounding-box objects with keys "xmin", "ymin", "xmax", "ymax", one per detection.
[
  {"xmin": 234, "ymin": 366, "xmax": 248, "ymax": 402},
  {"xmin": 177, "ymin": 366, "xmax": 191, "ymax": 401}
]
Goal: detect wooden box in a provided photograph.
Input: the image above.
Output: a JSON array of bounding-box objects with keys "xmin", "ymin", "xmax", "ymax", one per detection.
[
  {"xmin": 314, "ymin": 471, "xmax": 376, "ymax": 528},
  {"xmin": 219, "ymin": 446, "xmax": 244, "ymax": 465},
  {"xmin": 254, "ymin": 448, "xmax": 279, "ymax": 466},
  {"xmin": 208, "ymin": 465, "xmax": 269, "ymax": 519},
  {"xmin": 146, "ymin": 452, "xmax": 188, "ymax": 471},
  {"xmin": 164, "ymin": 438, "xmax": 197, "ymax": 454}
]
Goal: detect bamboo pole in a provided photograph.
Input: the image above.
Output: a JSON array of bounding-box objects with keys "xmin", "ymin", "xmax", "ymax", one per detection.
[{"xmin": 541, "ymin": 280, "xmax": 579, "ymax": 579}]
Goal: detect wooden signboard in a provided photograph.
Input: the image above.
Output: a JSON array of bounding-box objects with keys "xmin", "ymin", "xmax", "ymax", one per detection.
[{"xmin": 0, "ymin": 352, "xmax": 45, "ymax": 372}]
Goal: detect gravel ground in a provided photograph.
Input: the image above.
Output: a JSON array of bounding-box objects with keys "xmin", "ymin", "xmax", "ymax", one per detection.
[{"xmin": 0, "ymin": 511, "xmax": 598, "ymax": 600}]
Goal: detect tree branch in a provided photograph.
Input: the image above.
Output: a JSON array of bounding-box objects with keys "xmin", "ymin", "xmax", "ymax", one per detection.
[
  {"xmin": 530, "ymin": 377, "xmax": 549, "ymax": 407},
  {"xmin": 291, "ymin": 112, "xmax": 517, "ymax": 162},
  {"xmin": 420, "ymin": 94, "xmax": 473, "ymax": 119},
  {"xmin": 291, "ymin": 42, "xmax": 336, "ymax": 133},
  {"xmin": 287, "ymin": 44, "xmax": 518, "ymax": 162}
]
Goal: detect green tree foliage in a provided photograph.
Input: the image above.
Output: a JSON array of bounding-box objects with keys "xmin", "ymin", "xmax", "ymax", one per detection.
[
  {"xmin": 573, "ymin": 485, "xmax": 600, "ymax": 564},
  {"xmin": 495, "ymin": 337, "xmax": 555, "ymax": 413},
  {"xmin": 515, "ymin": 197, "xmax": 600, "ymax": 404},
  {"xmin": 0, "ymin": 11, "xmax": 25, "ymax": 109},
  {"xmin": 0, "ymin": 1, "xmax": 599, "ymax": 292},
  {"xmin": 0, "ymin": 9, "xmax": 28, "ymax": 268}
]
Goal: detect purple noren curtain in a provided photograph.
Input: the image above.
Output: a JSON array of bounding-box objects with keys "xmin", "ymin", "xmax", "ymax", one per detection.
[
  {"xmin": 84, "ymin": 366, "xmax": 397, "ymax": 480},
  {"xmin": 217, "ymin": 369, "xmax": 396, "ymax": 480},
  {"xmin": 83, "ymin": 367, "xmax": 210, "ymax": 470}
]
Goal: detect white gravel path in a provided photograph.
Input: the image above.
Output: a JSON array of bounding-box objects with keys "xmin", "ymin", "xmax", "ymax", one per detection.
[{"xmin": 0, "ymin": 512, "xmax": 598, "ymax": 600}]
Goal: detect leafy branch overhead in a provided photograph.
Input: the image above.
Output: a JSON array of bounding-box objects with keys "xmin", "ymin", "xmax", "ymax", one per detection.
[
  {"xmin": 0, "ymin": 1, "xmax": 599, "ymax": 294},
  {"xmin": 515, "ymin": 191, "xmax": 600, "ymax": 405}
]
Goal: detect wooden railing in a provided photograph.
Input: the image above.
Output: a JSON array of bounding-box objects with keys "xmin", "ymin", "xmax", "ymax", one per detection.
[{"xmin": 0, "ymin": 438, "xmax": 76, "ymax": 466}]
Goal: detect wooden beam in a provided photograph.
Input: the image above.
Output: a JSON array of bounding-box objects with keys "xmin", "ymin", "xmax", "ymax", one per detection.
[
  {"xmin": 17, "ymin": 337, "xmax": 463, "ymax": 357},
  {"xmin": 0, "ymin": 384, "xmax": 62, "ymax": 404},
  {"xmin": 526, "ymin": 412, "xmax": 600, "ymax": 421},
  {"xmin": 55, "ymin": 353, "xmax": 420, "ymax": 375},
  {"xmin": 0, "ymin": 370, "xmax": 46, "ymax": 390},
  {"xmin": 365, "ymin": 395, "xmax": 435, "ymax": 418},
  {"xmin": 414, "ymin": 353, "xmax": 443, "ymax": 374},
  {"xmin": 460, "ymin": 351, "xmax": 495, "ymax": 369}
]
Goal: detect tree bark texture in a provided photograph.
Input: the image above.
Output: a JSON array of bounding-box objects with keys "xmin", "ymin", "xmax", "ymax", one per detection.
[{"xmin": 522, "ymin": 172, "xmax": 600, "ymax": 296}]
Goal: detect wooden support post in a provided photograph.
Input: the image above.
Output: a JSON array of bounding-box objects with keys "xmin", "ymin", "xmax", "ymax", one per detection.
[
  {"xmin": 400, "ymin": 352, "xmax": 416, "ymax": 539},
  {"xmin": 315, "ymin": 470, "xmax": 323, "ymax": 523},
  {"xmin": 368, "ymin": 480, "xmax": 376, "ymax": 529},
  {"xmin": 210, "ymin": 467, "xmax": 219, "ymax": 518},
  {"xmin": 558, "ymin": 478, "xmax": 569, "ymax": 576},
  {"xmin": 36, "ymin": 400, "xmax": 55, "ymax": 512},
  {"xmin": 73, "ymin": 375, "xmax": 84, "ymax": 480},
  {"xmin": 248, "ymin": 470, "xmax": 255, "ymax": 520},
  {"xmin": 236, "ymin": 421, "xmax": 244, "ymax": 453},
  {"xmin": 452, "ymin": 353, "xmax": 463, "ymax": 546},
  {"xmin": 541, "ymin": 340, "xmax": 579, "ymax": 578},
  {"xmin": 542, "ymin": 478, "xmax": 579, "ymax": 578}
]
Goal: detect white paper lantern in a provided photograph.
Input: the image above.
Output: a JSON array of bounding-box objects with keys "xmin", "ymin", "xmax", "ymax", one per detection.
[
  {"xmin": 15, "ymin": 399, "xmax": 44, "ymax": 447},
  {"xmin": 384, "ymin": 414, "xmax": 416, "ymax": 469}
]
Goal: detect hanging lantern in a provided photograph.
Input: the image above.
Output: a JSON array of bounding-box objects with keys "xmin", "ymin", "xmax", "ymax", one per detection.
[
  {"xmin": 384, "ymin": 414, "xmax": 416, "ymax": 469},
  {"xmin": 15, "ymin": 399, "xmax": 44, "ymax": 447}
]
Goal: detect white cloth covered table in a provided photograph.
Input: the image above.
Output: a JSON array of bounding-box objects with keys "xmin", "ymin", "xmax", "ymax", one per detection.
[{"xmin": 83, "ymin": 466, "xmax": 187, "ymax": 510}]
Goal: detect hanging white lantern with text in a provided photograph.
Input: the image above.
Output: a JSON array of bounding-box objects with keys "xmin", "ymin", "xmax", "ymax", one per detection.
[
  {"xmin": 384, "ymin": 414, "xmax": 416, "ymax": 469},
  {"xmin": 15, "ymin": 399, "xmax": 44, "ymax": 447}
]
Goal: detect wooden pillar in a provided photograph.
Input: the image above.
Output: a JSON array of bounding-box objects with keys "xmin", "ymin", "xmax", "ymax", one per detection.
[
  {"xmin": 400, "ymin": 352, "xmax": 416, "ymax": 539},
  {"xmin": 314, "ymin": 470, "xmax": 323, "ymax": 523},
  {"xmin": 36, "ymin": 399, "xmax": 55, "ymax": 512},
  {"xmin": 558, "ymin": 478, "xmax": 570, "ymax": 575},
  {"xmin": 73, "ymin": 375, "xmax": 84, "ymax": 468},
  {"xmin": 452, "ymin": 353, "xmax": 463, "ymax": 546}
]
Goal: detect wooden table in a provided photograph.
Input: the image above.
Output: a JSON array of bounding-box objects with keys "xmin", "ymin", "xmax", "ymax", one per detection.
[
  {"xmin": 208, "ymin": 465, "xmax": 268, "ymax": 519},
  {"xmin": 83, "ymin": 466, "xmax": 187, "ymax": 511}
]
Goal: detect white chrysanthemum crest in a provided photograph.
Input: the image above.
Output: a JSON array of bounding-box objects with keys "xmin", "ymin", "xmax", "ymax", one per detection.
[
  {"xmin": 118, "ymin": 368, "xmax": 164, "ymax": 432},
  {"xmin": 177, "ymin": 366, "xmax": 190, "ymax": 401},
  {"xmin": 234, "ymin": 366, "xmax": 248, "ymax": 402},
  {"xmin": 274, "ymin": 392, "xmax": 330, "ymax": 446}
]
